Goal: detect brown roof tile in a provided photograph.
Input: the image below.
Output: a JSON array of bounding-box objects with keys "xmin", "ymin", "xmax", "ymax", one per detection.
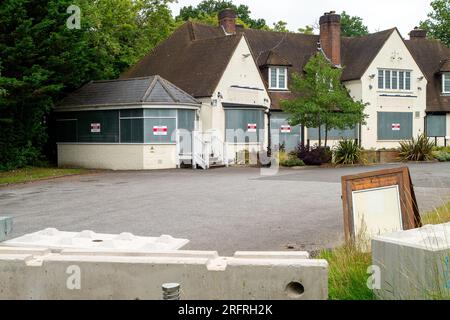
[{"xmin": 406, "ymin": 39, "xmax": 450, "ymax": 112}]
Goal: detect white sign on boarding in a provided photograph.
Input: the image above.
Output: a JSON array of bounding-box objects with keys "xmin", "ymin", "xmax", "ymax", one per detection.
[
  {"xmin": 153, "ymin": 126, "xmax": 168, "ymax": 136},
  {"xmin": 247, "ymin": 124, "xmax": 257, "ymax": 133},
  {"xmin": 90, "ymin": 123, "xmax": 101, "ymax": 133},
  {"xmin": 280, "ymin": 125, "xmax": 291, "ymax": 133},
  {"xmin": 392, "ymin": 123, "xmax": 401, "ymax": 131}
]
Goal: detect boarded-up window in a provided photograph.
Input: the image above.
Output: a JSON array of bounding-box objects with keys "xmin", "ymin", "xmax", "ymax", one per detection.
[
  {"xmin": 56, "ymin": 119, "xmax": 77, "ymax": 142},
  {"xmin": 270, "ymin": 112, "xmax": 301, "ymax": 151},
  {"xmin": 225, "ymin": 109, "xmax": 264, "ymax": 143},
  {"xmin": 426, "ymin": 115, "xmax": 446, "ymax": 137},
  {"xmin": 377, "ymin": 112, "xmax": 413, "ymax": 140},
  {"xmin": 307, "ymin": 126, "xmax": 358, "ymax": 140}
]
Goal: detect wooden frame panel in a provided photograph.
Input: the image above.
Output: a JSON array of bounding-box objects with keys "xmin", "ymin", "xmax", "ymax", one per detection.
[{"xmin": 341, "ymin": 167, "xmax": 421, "ymax": 242}]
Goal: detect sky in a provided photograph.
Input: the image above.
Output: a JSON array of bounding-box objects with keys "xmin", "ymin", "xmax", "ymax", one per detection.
[{"xmin": 169, "ymin": 0, "xmax": 433, "ymax": 37}]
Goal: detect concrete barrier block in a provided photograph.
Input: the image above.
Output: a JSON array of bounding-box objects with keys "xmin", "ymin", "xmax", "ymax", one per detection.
[
  {"xmin": 0, "ymin": 217, "xmax": 13, "ymax": 242},
  {"xmin": 0, "ymin": 248, "xmax": 328, "ymax": 300},
  {"xmin": 372, "ymin": 223, "xmax": 450, "ymax": 300},
  {"xmin": 1, "ymin": 228, "xmax": 189, "ymax": 251}
]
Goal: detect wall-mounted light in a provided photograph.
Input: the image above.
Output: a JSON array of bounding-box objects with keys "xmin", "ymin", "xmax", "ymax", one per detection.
[
  {"xmin": 369, "ymin": 74, "xmax": 375, "ymax": 79},
  {"xmin": 217, "ymin": 92, "xmax": 223, "ymax": 99},
  {"xmin": 211, "ymin": 99, "xmax": 218, "ymax": 107},
  {"xmin": 418, "ymin": 87, "xmax": 422, "ymax": 91},
  {"xmin": 417, "ymin": 76, "xmax": 424, "ymax": 81}
]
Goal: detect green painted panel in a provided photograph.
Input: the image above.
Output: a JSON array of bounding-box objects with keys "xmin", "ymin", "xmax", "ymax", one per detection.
[
  {"xmin": 270, "ymin": 112, "xmax": 301, "ymax": 151},
  {"xmin": 144, "ymin": 118, "xmax": 176, "ymax": 143},
  {"xmin": 144, "ymin": 109, "xmax": 176, "ymax": 118},
  {"xmin": 76, "ymin": 110, "xmax": 120, "ymax": 143},
  {"xmin": 120, "ymin": 109, "xmax": 143, "ymax": 118},
  {"xmin": 56, "ymin": 110, "xmax": 119, "ymax": 143},
  {"xmin": 120, "ymin": 119, "xmax": 144, "ymax": 143},
  {"xmin": 377, "ymin": 112, "xmax": 413, "ymax": 140},
  {"xmin": 307, "ymin": 126, "xmax": 358, "ymax": 140},
  {"xmin": 225, "ymin": 109, "xmax": 264, "ymax": 143},
  {"xmin": 177, "ymin": 109, "xmax": 196, "ymax": 132},
  {"xmin": 56, "ymin": 119, "xmax": 77, "ymax": 142},
  {"xmin": 426, "ymin": 115, "xmax": 446, "ymax": 137}
]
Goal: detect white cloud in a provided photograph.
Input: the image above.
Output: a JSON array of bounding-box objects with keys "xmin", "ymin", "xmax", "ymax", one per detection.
[{"xmin": 170, "ymin": 0, "xmax": 432, "ymax": 37}]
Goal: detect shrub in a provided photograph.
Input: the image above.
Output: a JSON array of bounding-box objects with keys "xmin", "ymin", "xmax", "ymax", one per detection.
[
  {"xmin": 280, "ymin": 158, "xmax": 305, "ymax": 167},
  {"xmin": 433, "ymin": 151, "xmax": 450, "ymax": 162},
  {"xmin": 333, "ymin": 139, "xmax": 363, "ymax": 165},
  {"xmin": 296, "ymin": 144, "xmax": 332, "ymax": 165},
  {"xmin": 398, "ymin": 134, "xmax": 435, "ymax": 162}
]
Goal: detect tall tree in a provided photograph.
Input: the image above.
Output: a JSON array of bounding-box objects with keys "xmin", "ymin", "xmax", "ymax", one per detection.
[
  {"xmin": 420, "ymin": 0, "xmax": 450, "ymax": 47},
  {"xmin": 176, "ymin": 0, "xmax": 267, "ymax": 29},
  {"xmin": 340, "ymin": 11, "xmax": 369, "ymax": 37},
  {"xmin": 281, "ymin": 53, "xmax": 367, "ymax": 147},
  {"xmin": 0, "ymin": 0, "xmax": 176, "ymax": 170}
]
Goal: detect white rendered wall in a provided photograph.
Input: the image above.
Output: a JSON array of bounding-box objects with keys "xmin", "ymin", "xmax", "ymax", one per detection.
[
  {"xmin": 58, "ymin": 144, "xmax": 177, "ymax": 170},
  {"xmin": 358, "ymin": 30, "xmax": 427, "ymax": 149}
]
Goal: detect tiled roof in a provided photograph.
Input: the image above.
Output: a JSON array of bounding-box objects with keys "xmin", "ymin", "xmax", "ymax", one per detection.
[{"xmin": 57, "ymin": 76, "xmax": 200, "ymax": 109}]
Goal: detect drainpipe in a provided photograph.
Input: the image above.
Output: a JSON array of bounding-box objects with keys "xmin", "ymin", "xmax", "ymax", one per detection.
[{"xmin": 266, "ymin": 110, "xmax": 272, "ymax": 157}]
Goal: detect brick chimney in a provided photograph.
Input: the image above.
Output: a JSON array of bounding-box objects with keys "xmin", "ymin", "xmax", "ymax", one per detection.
[
  {"xmin": 409, "ymin": 27, "xmax": 427, "ymax": 40},
  {"xmin": 219, "ymin": 9, "xmax": 237, "ymax": 35},
  {"xmin": 319, "ymin": 11, "xmax": 341, "ymax": 66}
]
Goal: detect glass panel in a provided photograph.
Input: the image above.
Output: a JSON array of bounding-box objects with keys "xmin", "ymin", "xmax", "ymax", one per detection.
[
  {"xmin": 144, "ymin": 118, "xmax": 176, "ymax": 143},
  {"xmin": 378, "ymin": 70, "xmax": 384, "ymax": 89},
  {"xmin": 392, "ymin": 71, "xmax": 398, "ymax": 90},
  {"xmin": 120, "ymin": 119, "xmax": 144, "ymax": 143},
  {"xmin": 444, "ymin": 74, "xmax": 450, "ymax": 93},
  {"xmin": 385, "ymin": 70, "xmax": 391, "ymax": 89},
  {"xmin": 399, "ymin": 71, "xmax": 404, "ymax": 90},
  {"xmin": 405, "ymin": 72, "xmax": 411, "ymax": 90},
  {"xmin": 270, "ymin": 68, "xmax": 277, "ymax": 88},
  {"xmin": 278, "ymin": 68, "xmax": 286, "ymax": 89}
]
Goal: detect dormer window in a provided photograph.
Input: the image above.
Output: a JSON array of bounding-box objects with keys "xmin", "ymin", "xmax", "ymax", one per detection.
[
  {"xmin": 443, "ymin": 73, "xmax": 450, "ymax": 94},
  {"xmin": 269, "ymin": 67, "xmax": 288, "ymax": 90}
]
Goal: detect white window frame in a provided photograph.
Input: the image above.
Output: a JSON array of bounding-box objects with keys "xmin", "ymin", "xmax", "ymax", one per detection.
[
  {"xmin": 268, "ymin": 67, "xmax": 288, "ymax": 90},
  {"xmin": 442, "ymin": 73, "xmax": 450, "ymax": 94},
  {"xmin": 378, "ymin": 69, "xmax": 412, "ymax": 92}
]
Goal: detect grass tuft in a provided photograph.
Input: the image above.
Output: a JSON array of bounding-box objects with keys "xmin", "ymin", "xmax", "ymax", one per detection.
[{"xmin": 0, "ymin": 167, "xmax": 87, "ymax": 185}]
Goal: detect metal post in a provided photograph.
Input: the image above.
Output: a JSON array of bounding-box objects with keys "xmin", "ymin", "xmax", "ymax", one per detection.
[{"xmin": 162, "ymin": 283, "xmax": 180, "ymax": 300}]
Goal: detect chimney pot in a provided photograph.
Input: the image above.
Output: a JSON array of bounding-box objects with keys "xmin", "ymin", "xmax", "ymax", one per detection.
[
  {"xmin": 319, "ymin": 11, "xmax": 341, "ymax": 66},
  {"xmin": 218, "ymin": 9, "xmax": 237, "ymax": 35}
]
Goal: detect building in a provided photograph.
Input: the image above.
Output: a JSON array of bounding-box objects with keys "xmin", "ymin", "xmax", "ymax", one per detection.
[{"xmin": 56, "ymin": 10, "xmax": 450, "ymax": 170}]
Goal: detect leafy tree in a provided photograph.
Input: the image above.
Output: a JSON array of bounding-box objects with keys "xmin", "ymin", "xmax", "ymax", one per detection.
[
  {"xmin": 271, "ymin": 21, "xmax": 290, "ymax": 33},
  {"xmin": 340, "ymin": 11, "xmax": 369, "ymax": 37},
  {"xmin": 176, "ymin": 0, "xmax": 267, "ymax": 29},
  {"xmin": 420, "ymin": 0, "xmax": 450, "ymax": 46},
  {"xmin": 0, "ymin": 0, "xmax": 175, "ymax": 170},
  {"xmin": 281, "ymin": 53, "xmax": 367, "ymax": 147},
  {"xmin": 298, "ymin": 25, "xmax": 315, "ymax": 35}
]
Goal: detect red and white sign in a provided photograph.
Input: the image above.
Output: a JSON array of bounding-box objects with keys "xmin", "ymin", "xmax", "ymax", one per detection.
[
  {"xmin": 90, "ymin": 123, "xmax": 101, "ymax": 133},
  {"xmin": 280, "ymin": 125, "xmax": 291, "ymax": 133},
  {"xmin": 247, "ymin": 123, "xmax": 257, "ymax": 133},
  {"xmin": 392, "ymin": 123, "xmax": 401, "ymax": 131},
  {"xmin": 153, "ymin": 126, "xmax": 168, "ymax": 136}
]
